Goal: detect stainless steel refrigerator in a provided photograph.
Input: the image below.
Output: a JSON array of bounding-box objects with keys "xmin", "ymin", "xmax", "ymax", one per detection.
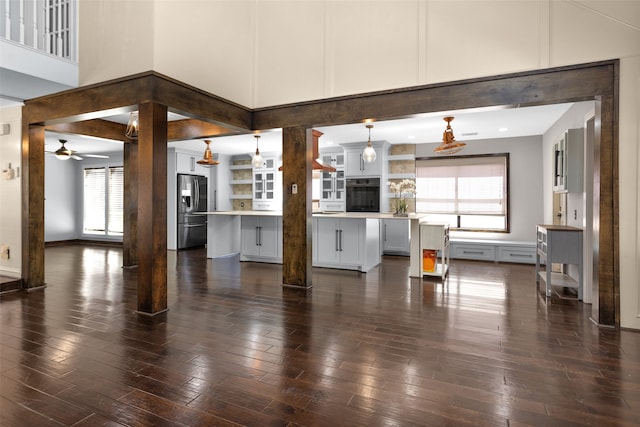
[{"xmin": 177, "ymin": 174, "xmax": 208, "ymax": 249}]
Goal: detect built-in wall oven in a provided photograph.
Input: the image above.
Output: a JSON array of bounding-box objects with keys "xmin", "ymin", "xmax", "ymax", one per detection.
[{"xmin": 346, "ymin": 177, "xmax": 380, "ymax": 212}]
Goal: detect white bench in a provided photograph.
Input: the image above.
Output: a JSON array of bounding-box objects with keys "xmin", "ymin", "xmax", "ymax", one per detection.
[{"xmin": 450, "ymin": 239, "xmax": 536, "ymax": 264}]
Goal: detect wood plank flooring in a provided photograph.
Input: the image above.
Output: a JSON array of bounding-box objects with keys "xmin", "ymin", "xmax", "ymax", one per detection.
[{"xmin": 1, "ymin": 245, "xmax": 639, "ymax": 426}]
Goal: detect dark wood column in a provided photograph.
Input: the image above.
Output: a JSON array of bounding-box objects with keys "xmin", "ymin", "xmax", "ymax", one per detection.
[
  {"xmin": 123, "ymin": 140, "xmax": 138, "ymax": 267},
  {"xmin": 136, "ymin": 102, "xmax": 168, "ymax": 314},
  {"xmin": 593, "ymin": 90, "xmax": 618, "ymax": 327},
  {"xmin": 21, "ymin": 124, "xmax": 45, "ymax": 289},
  {"xmin": 281, "ymin": 127, "xmax": 312, "ymax": 289}
]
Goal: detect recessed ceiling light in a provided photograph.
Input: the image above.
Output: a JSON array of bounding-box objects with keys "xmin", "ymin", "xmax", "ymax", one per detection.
[
  {"xmin": 498, "ymin": 127, "xmax": 508, "ymax": 132},
  {"xmin": 407, "ymin": 135, "xmax": 415, "ymax": 140}
]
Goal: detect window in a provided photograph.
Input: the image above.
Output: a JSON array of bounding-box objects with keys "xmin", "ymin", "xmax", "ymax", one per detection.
[
  {"xmin": 415, "ymin": 154, "xmax": 509, "ymax": 232},
  {"xmin": 83, "ymin": 166, "xmax": 124, "ymax": 236}
]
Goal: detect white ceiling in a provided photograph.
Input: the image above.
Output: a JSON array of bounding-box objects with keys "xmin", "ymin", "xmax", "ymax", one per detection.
[{"xmin": 44, "ymin": 102, "xmax": 578, "ymax": 158}]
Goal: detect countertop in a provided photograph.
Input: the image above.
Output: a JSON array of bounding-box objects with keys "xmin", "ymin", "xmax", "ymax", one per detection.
[
  {"xmin": 200, "ymin": 211, "xmax": 425, "ymax": 220},
  {"xmin": 536, "ymin": 224, "xmax": 583, "ymax": 231}
]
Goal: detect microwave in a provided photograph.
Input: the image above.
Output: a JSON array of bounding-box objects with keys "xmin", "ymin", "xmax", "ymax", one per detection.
[{"xmin": 345, "ymin": 178, "xmax": 380, "ymax": 212}]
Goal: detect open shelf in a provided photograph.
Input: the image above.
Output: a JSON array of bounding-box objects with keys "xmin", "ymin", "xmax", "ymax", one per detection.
[{"xmin": 229, "ymin": 164, "xmax": 252, "ymax": 170}]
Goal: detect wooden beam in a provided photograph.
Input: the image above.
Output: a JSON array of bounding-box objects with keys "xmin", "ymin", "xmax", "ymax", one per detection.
[
  {"xmin": 46, "ymin": 119, "xmax": 128, "ymax": 142},
  {"xmin": 21, "ymin": 123, "xmax": 45, "ymax": 289},
  {"xmin": 253, "ymin": 61, "xmax": 616, "ymax": 130},
  {"xmin": 167, "ymin": 119, "xmax": 243, "ymax": 141},
  {"xmin": 281, "ymin": 127, "xmax": 313, "ymax": 289},
  {"xmin": 136, "ymin": 102, "xmax": 168, "ymax": 315},
  {"xmin": 46, "ymin": 117, "xmax": 242, "ymax": 144},
  {"xmin": 123, "ymin": 141, "xmax": 138, "ymax": 267},
  {"xmin": 24, "ymin": 72, "xmax": 252, "ymax": 132}
]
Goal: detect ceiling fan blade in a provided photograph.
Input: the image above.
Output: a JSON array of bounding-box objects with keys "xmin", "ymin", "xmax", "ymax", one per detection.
[
  {"xmin": 83, "ymin": 154, "xmax": 109, "ymax": 158},
  {"xmin": 71, "ymin": 155, "xmax": 83, "ymax": 160}
]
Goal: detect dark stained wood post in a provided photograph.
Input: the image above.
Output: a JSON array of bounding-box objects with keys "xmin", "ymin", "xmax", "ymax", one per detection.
[
  {"xmin": 136, "ymin": 102, "xmax": 168, "ymax": 314},
  {"xmin": 281, "ymin": 127, "xmax": 312, "ymax": 289},
  {"xmin": 21, "ymin": 123, "xmax": 46, "ymax": 289},
  {"xmin": 593, "ymin": 90, "xmax": 618, "ymax": 327},
  {"xmin": 123, "ymin": 140, "xmax": 138, "ymax": 267}
]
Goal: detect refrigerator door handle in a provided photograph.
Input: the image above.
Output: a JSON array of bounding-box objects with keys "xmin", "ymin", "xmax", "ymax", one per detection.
[
  {"xmin": 183, "ymin": 223, "xmax": 205, "ymax": 228},
  {"xmin": 194, "ymin": 178, "xmax": 200, "ymax": 210}
]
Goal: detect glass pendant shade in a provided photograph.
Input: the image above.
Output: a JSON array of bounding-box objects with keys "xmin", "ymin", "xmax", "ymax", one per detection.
[
  {"xmin": 251, "ymin": 135, "xmax": 263, "ymax": 168},
  {"xmin": 434, "ymin": 116, "xmax": 466, "ymax": 155},
  {"xmin": 54, "ymin": 139, "xmax": 72, "ymax": 160},
  {"xmin": 362, "ymin": 124, "xmax": 376, "ymax": 163},
  {"xmin": 196, "ymin": 140, "xmax": 219, "ymax": 166},
  {"xmin": 125, "ymin": 112, "xmax": 139, "ymax": 139}
]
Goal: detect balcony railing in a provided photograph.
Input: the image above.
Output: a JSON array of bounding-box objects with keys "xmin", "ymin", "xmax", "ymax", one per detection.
[{"xmin": 1, "ymin": 0, "xmax": 76, "ymax": 62}]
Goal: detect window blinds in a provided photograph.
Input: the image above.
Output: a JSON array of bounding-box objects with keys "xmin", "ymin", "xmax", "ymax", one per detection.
[{"xmin": 415, "ymin": 155, "xmax": 508, "ymax": 216}]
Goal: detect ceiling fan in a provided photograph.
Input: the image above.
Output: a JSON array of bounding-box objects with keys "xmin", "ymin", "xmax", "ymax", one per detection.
[{"xmin": 47, "ymin": 139, "xmax": 109, "ymax": 161}]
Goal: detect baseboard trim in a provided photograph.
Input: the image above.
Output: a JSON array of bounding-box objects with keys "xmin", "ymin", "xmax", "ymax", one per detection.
[{"xmin": 45, "ymin": 239, "xmax": 123, "ymax": 248}]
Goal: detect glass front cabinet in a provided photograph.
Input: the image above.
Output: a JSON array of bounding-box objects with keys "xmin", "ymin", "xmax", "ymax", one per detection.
[
  {"xmin": 319, "ymin": 151, "xmax": 346, "ymax": 212},
  {"xmin": 253, "ymin": 154, "xmax": 281, "ymax": 210}
]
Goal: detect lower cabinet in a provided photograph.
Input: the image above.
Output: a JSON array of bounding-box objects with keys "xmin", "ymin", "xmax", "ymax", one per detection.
[
  {"xmin": 313, "ymin": 217, "xmax": 380, "ymax": 272},
  {"xmin": 240, "ymin": 216, "xmax": 282, "ymax": 263},
  {"xmin": 420, "ymin": 223, "xmax": 450, "ymax": 280},
  {"xmin": 450, "ymin": 239, "xmax": 536, "ymax": 264},
  {"xmin": 382, "ymin": 219, "xmax": 410, "ymax": 255},
  {"xmin": 451, "ymin": 242, "xmax": 496, "ymax": 261}
]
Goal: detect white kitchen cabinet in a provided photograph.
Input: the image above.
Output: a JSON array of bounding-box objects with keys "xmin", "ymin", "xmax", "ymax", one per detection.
[
  {"xmin": 176, "ymin": 151, "xmax": 210, "ymax": 176},
  {"xmin": 240, "ymin": 216, "xmax": 282, "ymax": 263},
  {"xmin": 553, "ymin": 128, "xmax": 584, "ymax": 193},
  {"xmin": 344, "ymin": 148, "xmax": 382, "ymax": 177},
  {"xmin": 420, "ymin": 223, "xmax": 450, "ymax": 281},
  {"xmin": 319, "ymin": 150, "xmax": 346, "ymax": 212},
  {"xmin": 535, "ymin": 224, "xmax": 583, "ymax": 299},
  {"xmin": 313, "ymin": 216, "xmax": 380, "ymax": 272},
  {"xmin": 253, "ymin": 153, "xmax": 281, "ymax": 211},
  {"xmin": 451, "ymin": 241, "xmax": 496, "ymax": 261},
  {"xmin": 382, "ymin": 218, "xmax": 410, "ymax": 255}
]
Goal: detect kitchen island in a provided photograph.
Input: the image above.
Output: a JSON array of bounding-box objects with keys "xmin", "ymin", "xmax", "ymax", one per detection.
[{"xmin": 202, "ymin": 211, "xmax": 424, "ymax": 275}]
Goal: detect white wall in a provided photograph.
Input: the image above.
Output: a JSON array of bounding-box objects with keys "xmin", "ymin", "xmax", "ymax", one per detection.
[
  {"xmin": 78, "ymin": 0, "xmax": 155, "ymax": 86},
  {"xmin": 416, "ymin": 135, "xmax": 544, "ymax": 243},
  {"xmin": 619, "ymin": 56, "xmax": 640, "ymax": 330},
  {"xmin": 44, "ymin": 155, "xmax": 78, "ymax": 242},
  {"xmin": 0, "ymin": 105, "xmax": 22, "ymax": 278}
]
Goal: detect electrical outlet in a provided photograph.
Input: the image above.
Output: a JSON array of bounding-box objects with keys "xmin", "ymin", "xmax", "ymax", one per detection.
[
  {"xmin": 0, "ymin": 245, "xmax": 9, "ymax": 260},
  {"xmin": 573, "ymin": 209, "xmax": 577, "ymax": 220}
]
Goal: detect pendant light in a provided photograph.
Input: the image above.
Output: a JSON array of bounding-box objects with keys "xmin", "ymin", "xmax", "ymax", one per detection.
[
  {"xmin": 196, "ymin": 140, "xmax": 219, "ymax": 166},
  {"xmin": 362, "ymin": 124, "xmax": 377, "ymax": 163},
  {"xmin": 54, "ymin": 139, "xmax": 73, "ymax": 160},
  {"xmin": 434, "ymin": 116, "xmax": 466, "ymax": 155},
  {"xmin": 125, "ymin": 111, "xmax": 139, "ymax": 139},
  {"xmin": 252, "ymin": 134, "xmax": 263, "ymax": 168}
]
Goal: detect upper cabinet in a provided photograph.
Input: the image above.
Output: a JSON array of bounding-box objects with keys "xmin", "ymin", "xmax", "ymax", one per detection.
[
  {"xmin": 176, "ymin": 151, "xmax": 210, "ymax": 176},
  {"xmin": 253, "ymin": 155, "xmax": 278, "ymax": 171},
  {"xmin": 553, "ymin": 128, "xmax": 584, "ymax": 193},
  {"xmin": 342, "ymin": 141, "xmax": 387, "ymax": 177},
  {"xmin": 319, "ymin": 149, "xmax": 346, "ymax": 212},
  {"xmin": 253, "ymin": 152, "xmax": 281, "ymax": 211}
]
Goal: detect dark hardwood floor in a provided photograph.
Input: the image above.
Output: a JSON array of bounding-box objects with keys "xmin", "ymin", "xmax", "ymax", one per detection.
[{"xmin": 1, "ymin": 245, "xmax": 638, "ymax": 426}]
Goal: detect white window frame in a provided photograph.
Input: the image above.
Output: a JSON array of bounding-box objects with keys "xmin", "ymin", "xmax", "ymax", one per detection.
[
  {"xmin": 83, "ymin": 165, "xmax": 124, "ymax": 238},
  {"xmin": 415, "ymin": 154, "xmax": 510, "ymax": 232}
]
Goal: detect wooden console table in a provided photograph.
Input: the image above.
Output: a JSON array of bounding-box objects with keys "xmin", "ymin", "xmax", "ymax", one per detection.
[{"xmin": 535, "ymin": 224, "xmax": 583, "ymax": 300}]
